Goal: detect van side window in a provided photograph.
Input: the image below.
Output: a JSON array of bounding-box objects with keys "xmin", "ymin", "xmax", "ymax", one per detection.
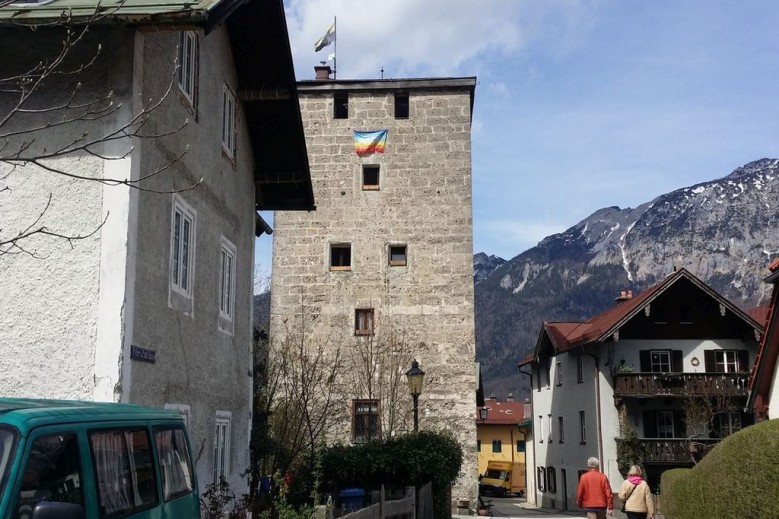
[
  {"xmin": 14, "ymin": 432, "xmax": 83, "ymax": 516},
  {"xmin": 90, "ymin": 429, "xmax": 157, "ymax": 516},
  {"xmin": 154, "ymin": 427, "xmax": 195, "ymax": 500}
]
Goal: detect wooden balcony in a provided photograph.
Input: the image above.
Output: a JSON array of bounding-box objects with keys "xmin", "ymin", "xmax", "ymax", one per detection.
[
  {"xmin": 617, "ymin": 438, "xmax": 720, "ymax": 465},
  {"xmin": 613, "ymin": 372, "xmax": 749, "ymax": 398}
]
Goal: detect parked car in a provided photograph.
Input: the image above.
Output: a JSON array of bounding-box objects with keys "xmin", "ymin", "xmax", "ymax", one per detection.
[
  {"xmin": 479, "ymin": 461, "xmax": 525, "ymax": 497},
  {"xmin": 0, "ymin": 398, "xmax": 200, "ymax": 519}
]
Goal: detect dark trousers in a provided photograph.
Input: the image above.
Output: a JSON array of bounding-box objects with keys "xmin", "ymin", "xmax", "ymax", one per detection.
[{"xmin": 626, "ymin": 512, "xmax": 648, "ymax": 519}]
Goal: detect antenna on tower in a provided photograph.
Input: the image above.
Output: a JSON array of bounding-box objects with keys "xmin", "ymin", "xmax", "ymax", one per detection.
[{"xmin": 381, "ymin": 66, "xmax": 384, "ymax": 79}]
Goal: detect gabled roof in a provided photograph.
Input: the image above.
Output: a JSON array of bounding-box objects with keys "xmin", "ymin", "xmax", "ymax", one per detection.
[
  {"xmin": 748, "ymin": 260, "xmax": 779, "ymax": 416},
  {"xmin": 521, "ymin": 268, "xmax": 762, "ymax": 365},
  {"xmin": 0, "ymin": 0, "xmax": 315, "ymax": 212},
  {"xmin": 477, "ymin": 398, "xmax": 527, "ymax": 426}
]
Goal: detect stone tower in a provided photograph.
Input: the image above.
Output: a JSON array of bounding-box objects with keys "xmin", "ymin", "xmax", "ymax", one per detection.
[{"xmin": 270, "ymin": 70, "xmax": 477, "ymax": 503}]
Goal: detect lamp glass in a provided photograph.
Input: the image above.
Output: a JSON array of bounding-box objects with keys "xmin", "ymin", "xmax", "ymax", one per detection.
[{"xmin": 406, "ymin": 360, "xmax": 425, "ymax": 396}]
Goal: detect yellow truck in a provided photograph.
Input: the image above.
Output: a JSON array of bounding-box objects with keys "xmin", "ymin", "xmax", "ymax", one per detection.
[{"xmin": 479, "ymin": 461, "xmax": 526, "ymax": 497}]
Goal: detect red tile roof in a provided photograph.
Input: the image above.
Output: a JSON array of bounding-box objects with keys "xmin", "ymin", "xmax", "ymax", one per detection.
[{"xmin": 476, "ymin": 398, "xmax": 527, "ymax": 425}]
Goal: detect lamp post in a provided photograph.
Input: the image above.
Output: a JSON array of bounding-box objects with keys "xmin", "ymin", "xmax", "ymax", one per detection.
[
  {"xmin": 405, "ymin": 359, "xmax": 425, "ymax": 432},
  {"xmin": 478, "ymin": 406, "xmax": 489, "ymax": 422}
]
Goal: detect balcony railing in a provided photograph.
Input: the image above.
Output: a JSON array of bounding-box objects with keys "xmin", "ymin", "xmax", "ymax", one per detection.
[
  {"xmin": 617, "ymin": 438, "xmax": 721, "ymax": 465},
  {"xmin": 613, "ymin": 372, "xmax": 749, "ymax": 397}
]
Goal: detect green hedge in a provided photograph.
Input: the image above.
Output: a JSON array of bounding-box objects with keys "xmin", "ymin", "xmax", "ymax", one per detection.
[
  {"xmin": 318, "ymin": 430, "xmax": 463, "ymax": 519},
  {"xmin": 660, "ymin": 419, "xmax": 779, "ymax": 519}
]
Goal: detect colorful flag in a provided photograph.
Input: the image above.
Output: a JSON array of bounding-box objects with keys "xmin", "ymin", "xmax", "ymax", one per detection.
[
  {"xmin": 315, "ymin": 23, "xmax": 336, "ymax": 52},
  {"xmin": 353, "ymin": 130, "xmax": 388, "ymax": 155}
]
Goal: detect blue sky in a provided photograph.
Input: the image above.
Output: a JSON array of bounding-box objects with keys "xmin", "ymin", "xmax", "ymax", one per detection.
[{"xmin": 255, "ymin": 0, "xmax": 779, "ymax": 280}]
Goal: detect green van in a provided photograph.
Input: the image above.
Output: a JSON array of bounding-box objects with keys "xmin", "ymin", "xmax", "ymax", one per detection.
[{"xmin": 0, "ymin": 398, "xmax": 200, "ymax": 519}]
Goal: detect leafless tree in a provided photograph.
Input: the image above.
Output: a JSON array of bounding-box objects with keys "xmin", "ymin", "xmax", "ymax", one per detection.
[{"xmin": 0, "ymin": 5, "xmax": 194, "ymax": 257}]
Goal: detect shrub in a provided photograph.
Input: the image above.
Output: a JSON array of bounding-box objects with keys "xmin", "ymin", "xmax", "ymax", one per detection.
[
  {"xmin": 318, "ymin": 430, "xmax": 463, "ymax": 519},
  {"xmin": 660, "ymin": 419, "xmax": 779, "ymax": 519}
]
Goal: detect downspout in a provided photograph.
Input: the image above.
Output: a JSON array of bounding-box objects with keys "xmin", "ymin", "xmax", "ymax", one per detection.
[
  {"xmin": 518, "ymin": 366, "xmax": 534, "ymax": 501},
  {"xmin": 582, "ymin": 349, "xmax": 605, "ymax": 469}
]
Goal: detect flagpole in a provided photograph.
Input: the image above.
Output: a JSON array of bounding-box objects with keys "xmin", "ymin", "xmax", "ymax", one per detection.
[{"xmin": 333, "ymin": 16, "xmax": 337, "ymax": 79}]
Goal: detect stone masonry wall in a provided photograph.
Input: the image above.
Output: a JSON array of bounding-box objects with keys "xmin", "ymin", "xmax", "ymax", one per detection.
[{"xmin": 270, "ymin": 83, "xmax": 477, "ymax": 505}]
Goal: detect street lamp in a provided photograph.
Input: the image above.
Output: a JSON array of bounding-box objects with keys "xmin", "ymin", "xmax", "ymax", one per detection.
[
  {"xmin": 406, "ymin": 359, "xmax": 425, "ymax": 432},
  {"xmin": 478, "ymin": 406, "xmax": 489, "ymax": 422}
]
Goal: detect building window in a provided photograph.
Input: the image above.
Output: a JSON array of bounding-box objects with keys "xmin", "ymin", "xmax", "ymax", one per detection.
[
  {"xmin": 492, "ymin": 440, "xmax": 502, "ymax": 453},
  {"xmin": 389, "ymin": 245, "xmax": 407, "ymax": 266},
  {"xmin": 577, "ymin": 356, "xmax": 584, "ymax": 383},
  {"xmin": 394, "ymin": 92, "xmax": 409, "ymax": 118},
  {"xmin": 171, "ymin": 196, "xmax": 196, "ymax": 296},
  {"xmin": 538, "ymin": 415, "xmax": 544, "ymax": 443},
  {"xmin": 650, "ymin": 350, "xmax": 672, "ymax": 373},
  {"xmin": 558, "ymin": 416, "xmax": 564, "ymax": 443},
  {"xmin": 715, "ymin": 350, "xmax": 738, "ymax": 373},
  {"xmin": 334, "ymin": 92, "xmax": 348, "ymax": 119},
  {"xmin": 221, "ymin": 85, "xmax": 236, "ymax": 158},
  {"xmin": 546, "ymin": 467, "xmax": 557, "ymax": 493},
  {"xmin": 717, "ymin": 412, "xmax": 742, "ymax": 437},
  {"xmin": 355, "ymin": 308, "xmax": 374, "ymax": 336},
  {"xmin": 516, "ymin": 440, "xmax": 525, "ymax": 453},
  {"xmin": 352, "ymin": 399, "xmax": 380, "ymax": 442},
  {"xmin": 556, "ymin": 360, "xmax": 562, "ymax": 386},
  {"xmin": 579, "ymin": 411, "xmax": 586, "ymax": 444},
  {"xmin": 219, "ymin": 237, "xmax": 236, "ymax": 321},
  {"xmin": 477, "ymin": 440, "xmax": 481, "ymax": 451},
  {"xmin": 657, "ymin": 411, "xmax": 674, "ymax": 438},
  {"xmin": 330, "ymin": 243, "xmax": 351, "ymax": 270},
  {"xmin": 537, "ymin": 467, "xmax": 546, "ymax": 492},
  {"xmin": 177, "ymin": 31, "xmax": 197, "ymax": 106},
  {"xmin": 214, "ymin": 412, "xmax": 231, "ymax": 483},
  {"xmin": 362, "ymin": 165, "xmax": 380, "ymax": 190},
  {"xmin": 547, "ymin": 414, "xmax": 553, "ymax": 443}
]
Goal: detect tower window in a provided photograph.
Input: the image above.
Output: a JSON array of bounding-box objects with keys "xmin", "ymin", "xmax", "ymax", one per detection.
[
  {"xmin": 330, "ymin": 244, "xmax": 351, "ymax": 270},
  {"xmin": 334, "ymin": 93, "xmax": 348, "ymax": 119},
  {"xmin": 394, "ymin": 92, "xmax": 409, "ymax": 118},
  {"xmin": 362, "ymin": 165, "xmax": 380, "ymax": 190}
]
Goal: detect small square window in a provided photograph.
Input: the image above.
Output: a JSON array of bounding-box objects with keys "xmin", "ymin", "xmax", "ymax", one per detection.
[
  {"xmin": 389, "ymin": 245, "xmax": 407, "ymax": 266},
  {"xmin": 330, "ymin": 244, "xmax": 351, "ymax": 270},
  {"xmin": 334, "ymin": 93, "xmax": 348, "ymax": 119},
  {"xmin": 492, "ymin": 440, "xmax": 502, "ymax": 453},
  {"xmin": 355, "ymin": 308, "xmax": 374, "ymax": 336},
  {"xmin": 362, "ymin": 165, "xmax": 380, "ymax": 190},
  {"xmin": 394, "ymin": 92, "xmax": 409, "ymax": 118},
  {"xmin": 516, "ymin": 440, "xmax": 525, "ymax": 453}
]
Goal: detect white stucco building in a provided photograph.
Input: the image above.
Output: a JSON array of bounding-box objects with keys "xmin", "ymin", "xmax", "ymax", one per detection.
[
  {"xmin": 0, "ymin": 0, "xmax": 314, "ymax": 495},
  {"xmin": 519, "ymin": 268, "xmax": 762, "ymax": 512}
]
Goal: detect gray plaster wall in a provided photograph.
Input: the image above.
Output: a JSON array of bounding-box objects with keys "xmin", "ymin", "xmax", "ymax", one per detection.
[
  {"xmin": 126, "ymin": 27, "xmax": 254, "ymax": 496},
  {"xmin": 271, "ymin": 84, "xmax": 478, "ymax": 503}
]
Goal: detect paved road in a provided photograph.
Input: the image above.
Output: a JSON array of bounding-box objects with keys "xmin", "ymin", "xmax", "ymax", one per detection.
[{"xmin": 476, "ymin": 495, "xmax": 582, "ymax": 519}]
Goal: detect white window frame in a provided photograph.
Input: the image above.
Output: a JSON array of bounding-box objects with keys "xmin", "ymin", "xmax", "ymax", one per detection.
[
  {"xmin": 715, "ymin": 350, "xmax": 738, "ymax": 373},
  {"xmin": 177, "ymin": 31, "xmax": 197, "ymax": 105},
  {"xmin": 657, "ymin": 410, "xmax": 674, "ymax": 438},
  {"xmin": 170, "ymin": 196, "xmax": 196, "ymax": 297},
  {"xmin": 219, "ymin": 237, "xmax": 236, "ymax": 322},
  {"xmin": 214, "ymin": 411, "xmax": 232, "ymax": 483},
  {"xmin": 221, "ymin": 84, "xmax": 236, "ymax": 158},
  {"xmin": 650, "ymin": 350, "xmax": 672, "ymax": 373}
]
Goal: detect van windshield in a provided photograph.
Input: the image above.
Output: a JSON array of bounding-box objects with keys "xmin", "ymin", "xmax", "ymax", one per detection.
[
  {"xmin": 0, "ymin": 426, "xmax": 18, "ymax": 496},
  {"xmin": 484, "ymin": 469, "xmax": 508, "ymax": 481}
]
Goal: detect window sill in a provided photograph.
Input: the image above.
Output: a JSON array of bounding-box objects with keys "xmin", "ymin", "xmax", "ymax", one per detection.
[
  {"xmin": 355, "ymin": 331, "xmax": 374, "ymax": 337},
  {"xmin": 362, "ymin": 185, "xmax": 380, "ymax": 191},
  {"xmin": 330, "ymin": 266, "xmax": 352, "ymax": 271}
]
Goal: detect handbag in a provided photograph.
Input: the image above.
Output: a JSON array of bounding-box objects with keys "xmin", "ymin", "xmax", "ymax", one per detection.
[{"xmin": 620, "ymin": 483, "xmax": 636, "ymax": 513}]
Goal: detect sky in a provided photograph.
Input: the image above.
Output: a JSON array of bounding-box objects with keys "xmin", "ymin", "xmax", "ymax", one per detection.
[{"xmin": 255, "ymin": 0, "xmax": 779, "ymax": 280}]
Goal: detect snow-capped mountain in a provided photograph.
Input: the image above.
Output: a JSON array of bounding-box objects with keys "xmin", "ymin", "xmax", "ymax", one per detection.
[
  {"xmin": 475, "ymin": 158, "xmax": 779, "ymax": 398},
  {"xmin": 473, "ymin": 252, "xmax": 506, "ymax": 283}
]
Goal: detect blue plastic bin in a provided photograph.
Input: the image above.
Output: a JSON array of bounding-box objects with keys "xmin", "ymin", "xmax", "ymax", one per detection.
[{"xmin": 339, "ymin": 487, "xmax": 365, "ymax": 512}]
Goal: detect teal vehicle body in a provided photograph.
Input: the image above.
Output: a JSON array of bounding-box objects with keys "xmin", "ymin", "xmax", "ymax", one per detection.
[{"xmin": 0, "ymin": 398, "xmax": 200, "ymax": 519}]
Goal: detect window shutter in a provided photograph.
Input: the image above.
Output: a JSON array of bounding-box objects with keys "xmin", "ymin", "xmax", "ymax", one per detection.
[
  {"xmin": 672, "ymin": 351, "xmax": 683, "ymax": 372},
  {"xmin": 643, "ymin": 411, "xmax": 657, "ymax": 438},
  {"xmin": 704, "ymin": 350, "xmax": 716, "ymax": 372},
  {"xmin": 639, "ymin": 351, "xmax": 650, "ymax": 372},
  {"xmin": 737, "ymin": 350, "xmax": 749, "ymax": 372}
]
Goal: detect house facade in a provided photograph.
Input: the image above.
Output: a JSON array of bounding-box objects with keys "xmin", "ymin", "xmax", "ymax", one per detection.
[
  {"xmin": 519, "ymin": 268, "xmax": 762, "ymax": 512},
  {"xmin": 0, "ymin": 0, "xmax": 313, "ymax": 495},
  {"xmin": 476, "ymin": 396, "xmax": 530, "ymax": 476},
  {"xmin": 748, "ymin": 258, "xmax": 779, "ymax": 420},
  {"xmin": 270, "ymin": 70, "xmax": 478, "ymax": 503}
]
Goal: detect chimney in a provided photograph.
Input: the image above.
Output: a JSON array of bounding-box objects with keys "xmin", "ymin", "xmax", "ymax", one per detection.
[
  {"xmin": 314, "ymin": 64, "xmax": 333, "ymax": 80},
  {"xmin": 523, "ymin": 398, "xmax": 531, "ymax": 419},
  {"xmin": 615, "ymin": 289, "xmax": 634, "ymax": 304},
  {"xmin": 506, "ymin": 393, "xmax": 514, "ymax": 402}
]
